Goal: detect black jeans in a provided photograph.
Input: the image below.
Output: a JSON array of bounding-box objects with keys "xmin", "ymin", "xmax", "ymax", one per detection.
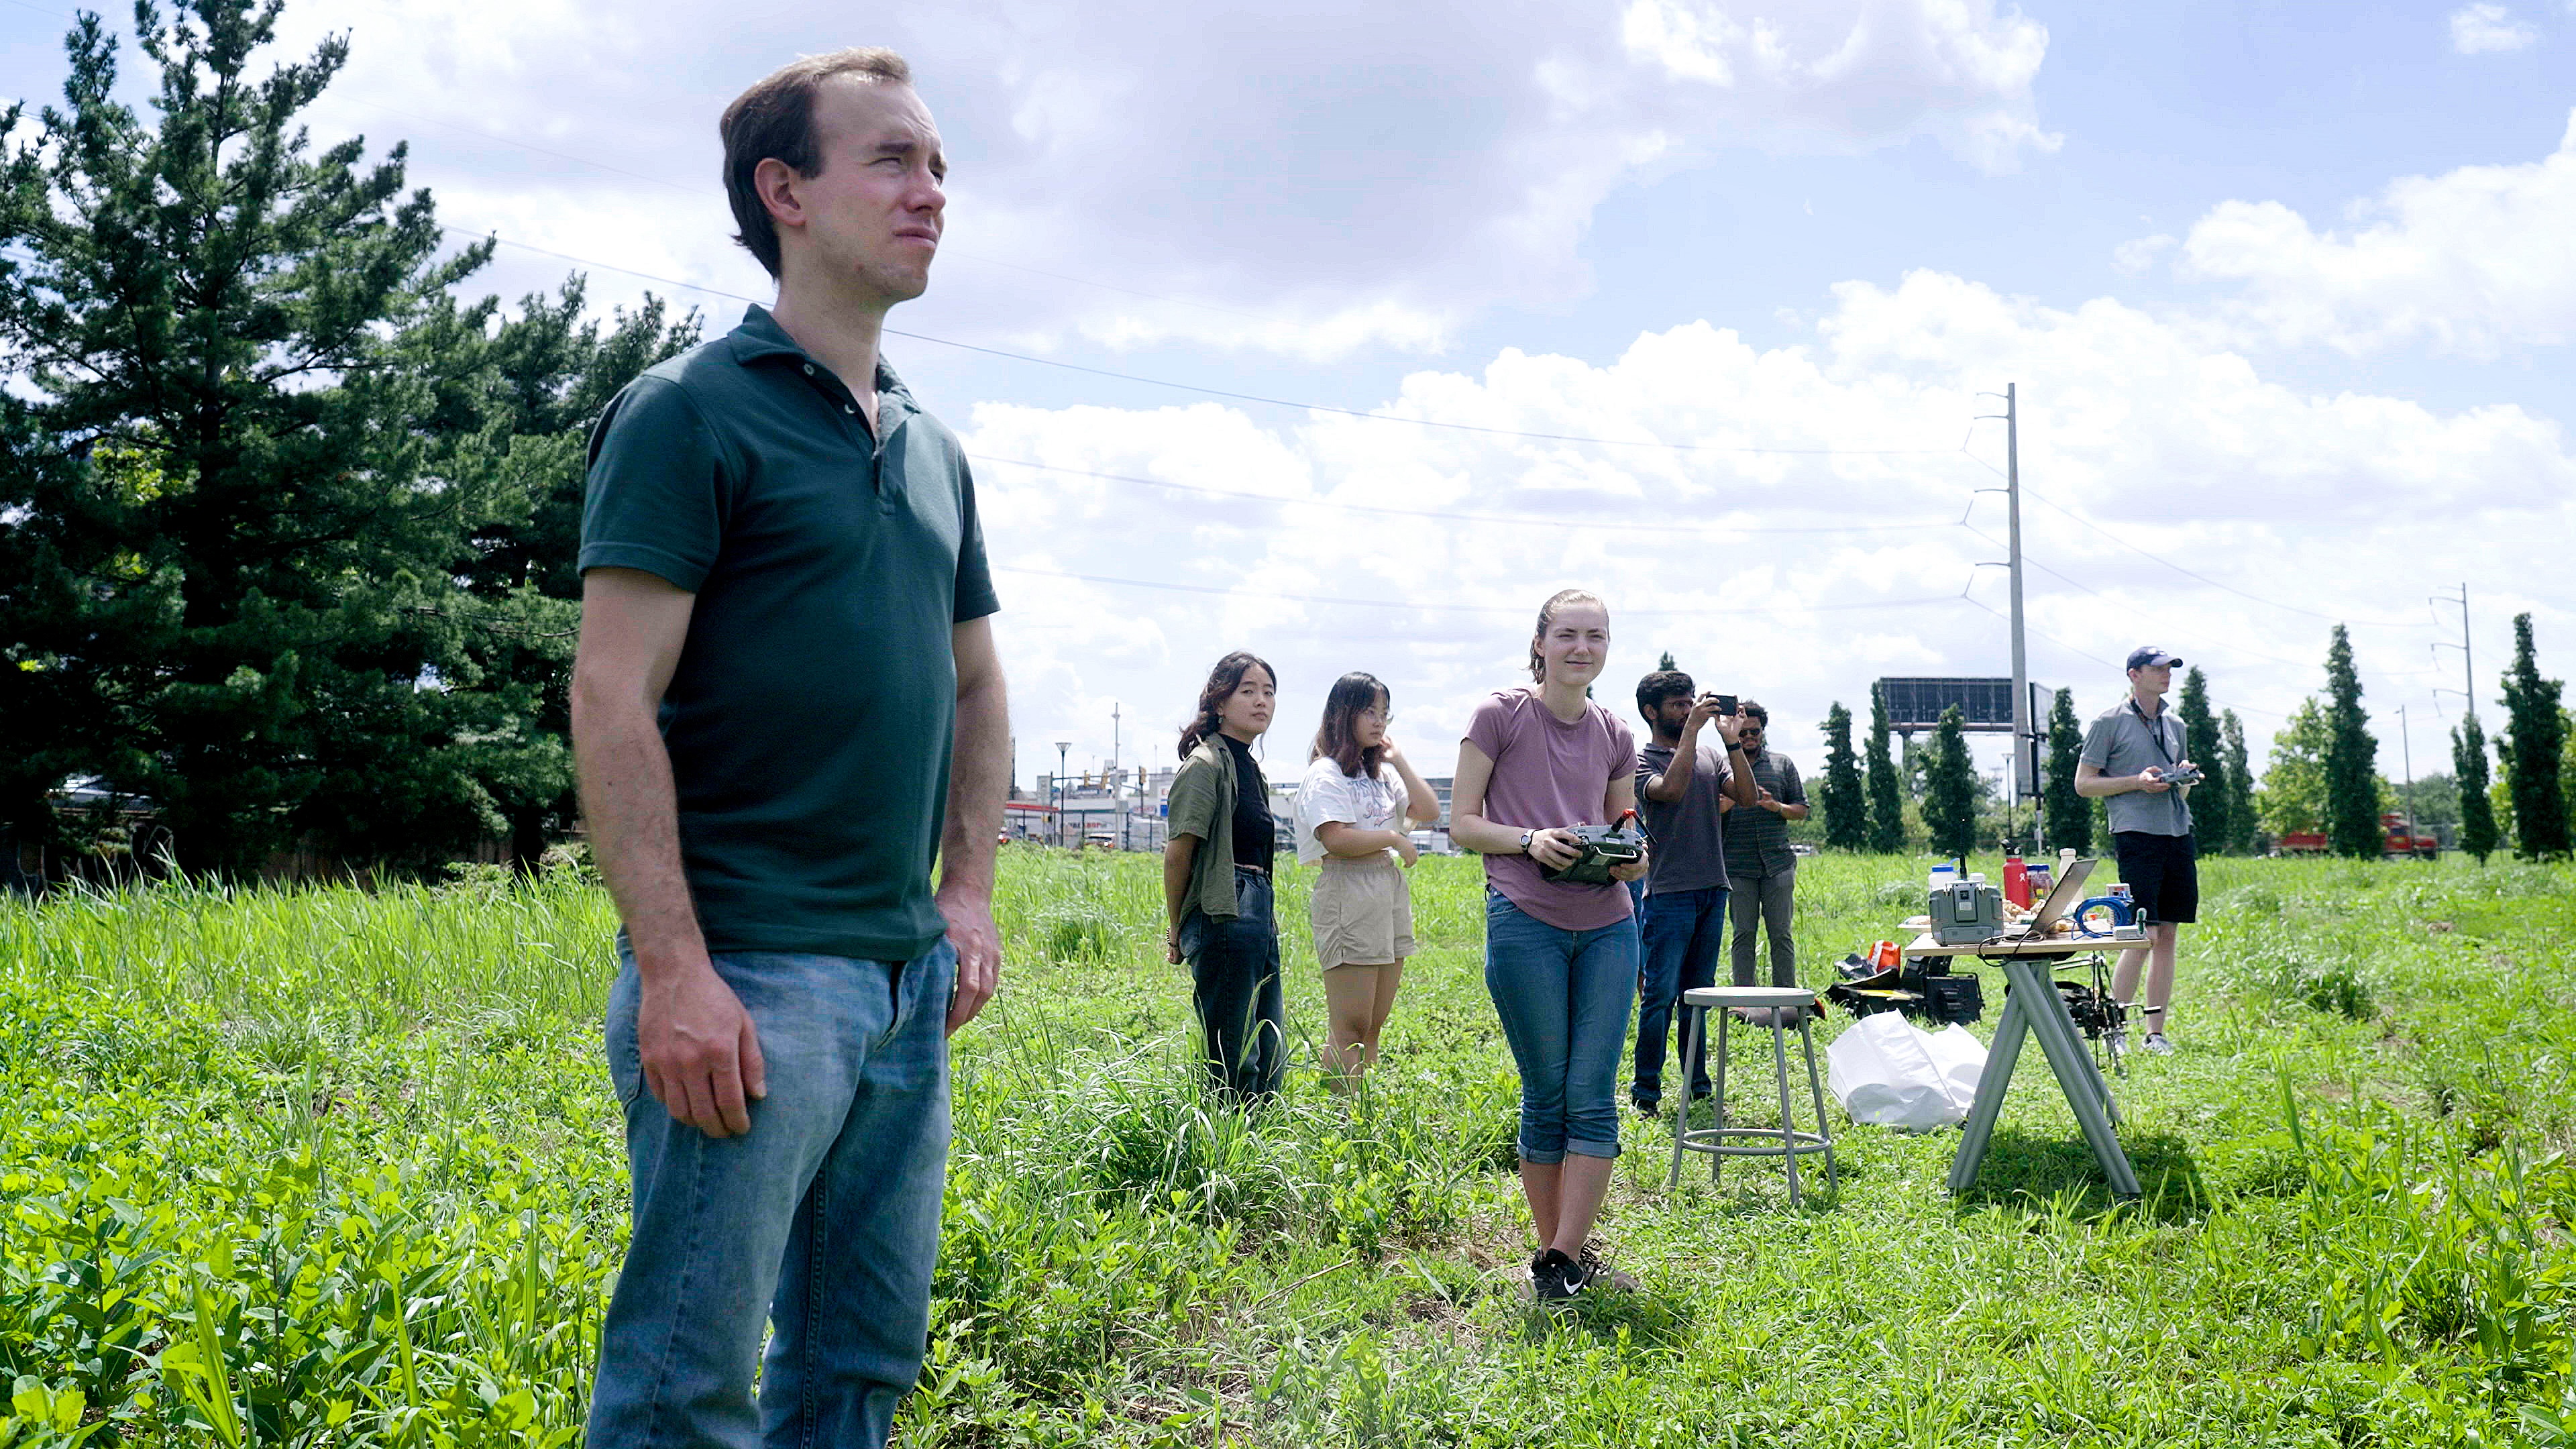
[{"xmin": 1179, "ymin": 866, "xmax": 1285, "ymax": 1103}]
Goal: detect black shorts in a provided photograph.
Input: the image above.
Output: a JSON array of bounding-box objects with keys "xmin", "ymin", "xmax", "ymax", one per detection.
[{"xmin": 2112, "ymin": 831, "xmax": 2198, "ymax": 925}]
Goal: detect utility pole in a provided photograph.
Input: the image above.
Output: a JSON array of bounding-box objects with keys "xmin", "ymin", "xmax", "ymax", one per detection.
[
  {"xmin": 2005, "ymin": 382, "xmax": 2029, "ymax": 850},
  {"xmin": 1977, "ymin": 384, "xmax": 2033, "ymax": 848},
  {"xmin": 2430, "ymin": 583, "xmax": 2473, "ymax": 719},
  {"xmin": 2398, "ymin": 702, "xmax": 2418, "ymax": 857}
]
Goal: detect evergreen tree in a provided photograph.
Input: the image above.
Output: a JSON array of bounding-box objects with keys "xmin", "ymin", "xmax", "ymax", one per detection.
[
  {"xmin": 404, "ymin": 280, "xmax": 698, "ymax": 863},
  {"xmin": 1817, "ymin": 702, "xmax": 1865, "ymax": 850},
  {"xmin": 0, "ymin": 1, "xmax": 605, "ymax": 871},
  {"xmin": 1864, "ymin": 684, "xmax": 1906, "ymax": 853},
  {"xmin": 2500, "ymin": 614, "xmax": 2571, "ymax": 859},
  {"xmin": 1656, "ymin": 650, "xmax": 1676, "ymax": 672},
  {"xmin": 2177, "ymin": 667, "xmax": 2231, "ymax": 855},
  {"xmin": 2043, "ymin": 686, "xmax": 2091, "ymax": 853},
  {"xmin": 2320, "ymin": 627, "xmax": 2383, "ymax": 859},
  {"xmin": 1923, "ymin": 705, "xmax": 1978, "ymax": 859},
  {"xmin": 2452, "ymin": 716, "xmax": 2498, "ymax": 863},
  {"xmin": 2220, "ymin": 709, "xmax": 2257, "ymax": 854}
]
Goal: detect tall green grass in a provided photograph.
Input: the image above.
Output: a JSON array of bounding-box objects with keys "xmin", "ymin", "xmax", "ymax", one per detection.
[{"xmin": 0, "ymin": 850, "xmax": 2570, "ymax": 1445}]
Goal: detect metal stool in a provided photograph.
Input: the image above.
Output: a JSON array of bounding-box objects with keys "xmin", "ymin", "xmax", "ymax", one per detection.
[{"xmin": 1666, "ymin": 985, "xmax": 1838, "ymax": 1205}]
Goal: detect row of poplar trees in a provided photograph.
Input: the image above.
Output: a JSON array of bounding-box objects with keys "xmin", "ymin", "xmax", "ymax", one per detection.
[
  {"xmin": 1798, "ymin": 618, "xmax": 2569, "ymax": 865},
  {"xmin": 1, "ymin": 1, "xmax": 700, "ymax": 873}
]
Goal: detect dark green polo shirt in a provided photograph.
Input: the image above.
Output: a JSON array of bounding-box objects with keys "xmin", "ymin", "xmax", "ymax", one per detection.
[{"xmin": 580, "ymin": 307, "xmax": 999, "ymax": 962}]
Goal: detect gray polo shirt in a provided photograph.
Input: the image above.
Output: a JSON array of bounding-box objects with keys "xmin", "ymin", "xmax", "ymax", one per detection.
[
  {"xmin": 580, "ymin": 306, "xmax": 999, "ymax": 961},
  {"xmin": 2080, "ymin": 697, "xmax": 2192, "ymax": 837}
]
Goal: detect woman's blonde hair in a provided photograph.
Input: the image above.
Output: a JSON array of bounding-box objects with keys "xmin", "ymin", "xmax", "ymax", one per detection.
[{"xmin": 1528, "ymin": 588, "xmax": 1606, "ymax": 682}]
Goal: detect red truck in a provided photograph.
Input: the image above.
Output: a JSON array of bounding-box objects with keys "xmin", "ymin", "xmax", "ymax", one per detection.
[{"xmin": 2275, "ymin": 813, "xmax": 2438, "ymax": 859}]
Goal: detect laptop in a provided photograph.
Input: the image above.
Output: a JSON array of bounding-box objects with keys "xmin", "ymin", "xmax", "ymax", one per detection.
[{"xmin": 2026, "ymin": 857, "xmax": 2096, "ymax": 934}]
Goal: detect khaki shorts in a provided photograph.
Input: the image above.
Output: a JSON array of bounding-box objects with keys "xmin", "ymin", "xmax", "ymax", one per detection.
[{"xmin": 1309, "ymin": 854, "xmax": 1416, "ymax": 969}]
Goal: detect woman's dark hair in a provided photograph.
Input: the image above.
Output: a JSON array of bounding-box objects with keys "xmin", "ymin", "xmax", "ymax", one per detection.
[
  {"xmin": 1178, "ymin": 650, "xmax": 1277, "ymax": 757},
  {"xmin": 1311, "ymin": 672, "xmax": 1390, "ymax": 780}
]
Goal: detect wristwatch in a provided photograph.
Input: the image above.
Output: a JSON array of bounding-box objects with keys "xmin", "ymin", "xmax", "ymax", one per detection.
[{"xmin": 1519, "ymin": 829, "xmax": 1535, "ymax": 855}]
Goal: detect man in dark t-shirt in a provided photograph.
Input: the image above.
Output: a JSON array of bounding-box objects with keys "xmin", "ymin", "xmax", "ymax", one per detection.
[
  {"xmin": 572, "ymin": 50, "xmax": 1010, "ymax": 1448},
  {"xmin": 1722, "ymin": 701, "xmax": 1809, "ymax": 991},
  {"xmin": 1629, "ymin": 671, "xmax": 1756, "ymax": 1115}
]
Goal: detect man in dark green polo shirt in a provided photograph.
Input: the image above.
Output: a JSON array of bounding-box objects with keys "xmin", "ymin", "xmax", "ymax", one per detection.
[{"xmin": 570, "ymin": 48, "xmax": 1009, "ymax": 1449}]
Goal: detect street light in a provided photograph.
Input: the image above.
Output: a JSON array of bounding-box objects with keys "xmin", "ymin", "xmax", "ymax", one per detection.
[{"xmin": 1055, "ymin": 741, "xmax": 1071, "ymax": 849}]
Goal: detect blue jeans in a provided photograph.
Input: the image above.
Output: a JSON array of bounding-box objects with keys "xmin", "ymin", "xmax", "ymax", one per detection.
[
  {"xmin": 588, "ymin": 941, "xmax": 955, "ymax": 1449},
  {"xmin": 1633, "ymin": 884, "xmax": 1729, "ymax": 1106},
  {"xmin": 1179, "ymin": 867, "xmax": 1285, "ymax": 1103},
  {"xmin": 1483, "ymin": 891, "xmax": 1639, "ymax": 1163}
]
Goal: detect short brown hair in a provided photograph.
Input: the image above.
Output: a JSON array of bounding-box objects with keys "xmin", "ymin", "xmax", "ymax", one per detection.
[{"xmin": 720, "ymin": 49, "xmax": 913, "ymax": 278}]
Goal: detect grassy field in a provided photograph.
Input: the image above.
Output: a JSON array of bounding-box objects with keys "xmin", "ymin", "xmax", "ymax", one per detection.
[{"xmin": 0, "ymin": 849, "xmax": 2573, "ymax": 1446}]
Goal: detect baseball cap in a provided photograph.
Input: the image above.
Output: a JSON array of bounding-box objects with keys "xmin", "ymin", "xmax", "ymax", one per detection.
[{"xmin": 2125, "ymin": 647, "xmax": 2182, "ymax": 671}]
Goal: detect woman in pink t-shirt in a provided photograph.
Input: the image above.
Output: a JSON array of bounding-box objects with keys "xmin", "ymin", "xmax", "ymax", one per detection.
[{"xmin": 1449, "ymin": 588, "xmax": 1649, "ymax": 1303}]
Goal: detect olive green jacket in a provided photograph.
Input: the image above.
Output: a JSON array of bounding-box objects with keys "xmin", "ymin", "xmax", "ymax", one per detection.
[{"xmin": 1168, "ymin": 736, "xmax": 1246, "ymax": 920}]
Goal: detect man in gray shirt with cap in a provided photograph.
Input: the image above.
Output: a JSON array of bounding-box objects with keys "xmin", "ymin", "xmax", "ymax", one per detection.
[{"xmin": 2074, "ymin": 647, "xmax": 2197, "ymax": 1056}]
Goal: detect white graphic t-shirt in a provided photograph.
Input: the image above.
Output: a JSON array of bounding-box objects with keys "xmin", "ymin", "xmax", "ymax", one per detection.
[{"xmin": 1296, "ymin": 755, "xmax": 1410, "ymax": 866}]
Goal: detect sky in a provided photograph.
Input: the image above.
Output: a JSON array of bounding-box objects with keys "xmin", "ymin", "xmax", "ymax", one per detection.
[{"xmin": 3, "ymin": 0, "xmax": 2571, "ymax": 797}]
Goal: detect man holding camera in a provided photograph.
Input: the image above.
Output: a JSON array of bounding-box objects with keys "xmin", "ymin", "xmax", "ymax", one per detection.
[
  {"xmin": 2075, "ymin": 647, "xmax": 2196, "ymax": 1057},
  {"xmin": 1721, "ymin": 700, "xmax": 1809, "ymax": 994},
  {"xmin": 1629, "ymin": 672, "xmax": 1758, "ymax": 1116}
]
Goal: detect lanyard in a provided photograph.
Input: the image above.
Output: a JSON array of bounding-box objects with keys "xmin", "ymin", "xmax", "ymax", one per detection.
[{"xmin": 2129, "ymin": 698, "xmax": 2178, "ymax": 765}]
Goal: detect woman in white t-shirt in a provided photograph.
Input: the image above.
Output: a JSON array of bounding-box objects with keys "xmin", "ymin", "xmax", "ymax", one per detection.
[{"xmin": 1296, "ymin": 672, "xmax": 1441, "ymax": 1089}]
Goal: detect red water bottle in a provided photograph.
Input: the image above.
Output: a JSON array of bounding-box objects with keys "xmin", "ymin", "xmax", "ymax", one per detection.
[{"xmin": 2004, "ymin": 853, "xmax": 2030, "ymax": 909}]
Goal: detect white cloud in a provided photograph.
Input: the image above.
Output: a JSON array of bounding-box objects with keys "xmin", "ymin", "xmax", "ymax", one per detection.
[
  {"xmin": 2171, "ymin": 108, "xmax": 2576, "ymax": 356},
  {"xmin": 965, "ymin": 271, "xmax": 2573, "ymax": 783},
  {"xmin": 2110, "ymin": 233, "xmax": 2174, "ymax": 275},
  {"xmin": 264, "ymin": 0, "xmax": 2057, "ymax": 360},
  {"xmin": 2450, "ymin": 3, "xmax": 2538, "ymax": 52}
]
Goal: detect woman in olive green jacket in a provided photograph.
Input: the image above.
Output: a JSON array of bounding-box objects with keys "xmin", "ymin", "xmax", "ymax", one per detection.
[{"xmin": 1161, "ymin": 651, "xmax": 1282, "ymax": 1103}]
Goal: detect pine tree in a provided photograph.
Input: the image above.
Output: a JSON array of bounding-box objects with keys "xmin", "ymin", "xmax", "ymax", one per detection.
[
  {"xmin": 406, "ymin": 280, "xmax": 698, "ymax": 863},
  {"xmin": 2043, "ymin": 687, "xmax": 2091, "ymax": 853},
  {"xmin": 2220, "ymin": 709, "xmax": 2257, "ymax": 854},
  {"xmin": 2177, "ymin": 667, "xmax": 2231, "ymax": 854},
  {"xmin": 0, "ymin": 1, "xmax": 598, "ymax": 871},
  {"xmin": 1656, "ymin": 650, "xmax": 1676, "ymax": 672},
  {"xmin": 1923, "ymin": 705, "xmax": 1978, "ymax": 859},
  {"xmin": 1817, "ymin": 702, "xmax": 1865, "ymax": 850},
  {"xmin": 2500, "ymin": 614, "xmax": 2570, "ymax": 859},
  {"xmin": 1864, "ymin": 684, "xmax": 1906, "ymax": 853},
  {"xmin": 2321, "ymin": 626, "xmax": 2382, "ymax": 859}
]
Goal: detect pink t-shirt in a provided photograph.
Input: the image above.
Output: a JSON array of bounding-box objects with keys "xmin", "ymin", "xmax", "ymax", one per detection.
[{"xmin": 1464, "ymin": 688, "xmax": 1637, "ymax": 930}]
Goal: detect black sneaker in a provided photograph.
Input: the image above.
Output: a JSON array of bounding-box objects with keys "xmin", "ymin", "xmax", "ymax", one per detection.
[
  {"xmin": 1631, "ymin": 1095, "xmax": 1661, "ymax": 1118},
  {"xmin": 1532, "ymin": 1248, "xmax": 1585, "ymax": 1301},
  {"xmin": 1578, "ymin": 1244, "xmax": 1638, "ymax": 1293}
]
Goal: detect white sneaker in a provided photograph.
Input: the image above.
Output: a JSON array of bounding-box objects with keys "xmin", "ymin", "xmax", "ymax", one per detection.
[{"xmin": 2142, "ymin": 1032, "xmax": 2176, "ymax": 1056}]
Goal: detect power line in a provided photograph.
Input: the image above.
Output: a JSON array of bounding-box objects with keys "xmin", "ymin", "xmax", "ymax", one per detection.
[
  {"xmin": 2014, "ymin": 484, "xmax": 2436, "ymax": 630},
  {"xmin": 1958, "ymin": 594, "xmax": 2114, "ymax": 668},
  {"xmin": 975, "ymin": 455, "xmax": 1953, "ymax": 537},
  {"xmin": 441, "ymin": 225, "xmax": 1964, "ymax": 458},
  {"xmin": 994, "ymin": 564, "xmax": 1967, "ymax": 619}
]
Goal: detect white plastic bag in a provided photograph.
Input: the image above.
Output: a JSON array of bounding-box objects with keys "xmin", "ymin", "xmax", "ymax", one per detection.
[{"xmin": 1825, "ymin": 1013, "xmax": 1986, "ymax": 1131}]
